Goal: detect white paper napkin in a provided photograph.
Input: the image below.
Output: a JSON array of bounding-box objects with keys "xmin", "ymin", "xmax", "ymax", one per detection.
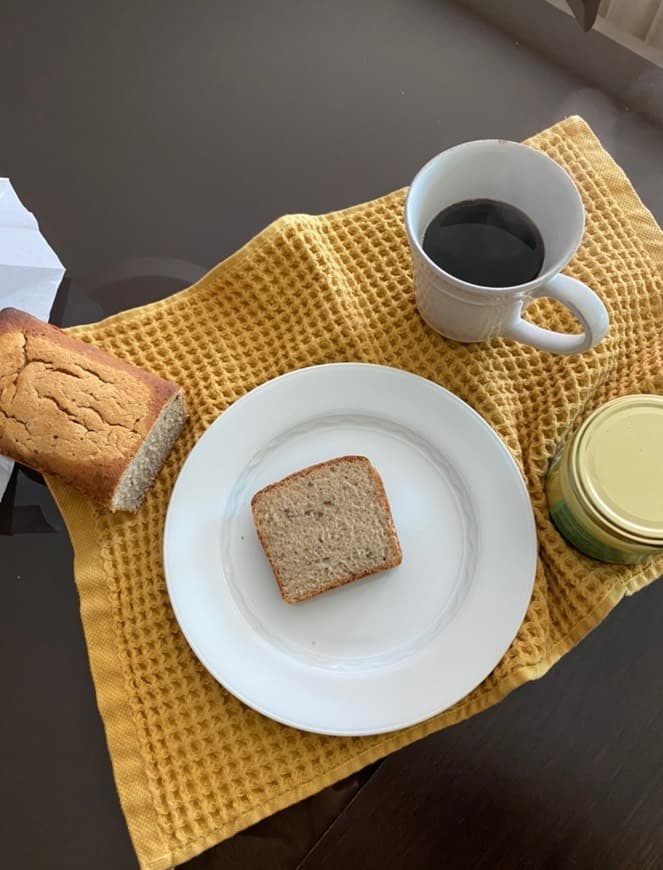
[{"xmin": 0, "ymin": 178, "xmax": 65, "ymax": 500}]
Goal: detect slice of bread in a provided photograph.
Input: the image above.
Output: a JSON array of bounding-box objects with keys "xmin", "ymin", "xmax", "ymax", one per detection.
[{"xmin": 251, "ymin": 455, "xmax": 402, "ymax": 603}]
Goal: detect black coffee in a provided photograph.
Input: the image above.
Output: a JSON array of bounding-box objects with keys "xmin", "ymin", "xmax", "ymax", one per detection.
[{"xmin": 422, "ymin": 198, "xmax": 544, "ymax": 287}]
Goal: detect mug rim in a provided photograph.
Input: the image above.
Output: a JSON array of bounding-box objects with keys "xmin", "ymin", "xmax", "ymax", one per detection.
[{"xmin": 404, "ymin": 139, "xmax": 586, "ymax": 295}]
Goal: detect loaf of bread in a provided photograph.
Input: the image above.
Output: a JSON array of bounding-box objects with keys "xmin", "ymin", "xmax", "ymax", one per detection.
[
  {"xmin": 0, "ymin": 307, "xmax": 187, "ymax": 511},
  {"xmin": 251, "ymin": 455, "xmax": 402, "ymax": 603}
]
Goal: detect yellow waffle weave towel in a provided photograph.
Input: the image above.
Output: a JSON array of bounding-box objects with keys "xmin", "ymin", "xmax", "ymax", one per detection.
[{"xmin": 47, "ymin": 117, "xmax": 663, "ymax": 870}]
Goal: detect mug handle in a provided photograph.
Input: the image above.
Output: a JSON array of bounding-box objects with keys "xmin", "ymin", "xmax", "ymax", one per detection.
[{"xmin": 502, "ymin": 274, "xmax": 609, "ymax": 355}]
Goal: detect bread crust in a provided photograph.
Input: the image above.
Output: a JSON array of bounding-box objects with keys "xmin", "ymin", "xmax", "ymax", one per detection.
[
  {"xmin": 251, "ymin": 455, "xmax": 402, "ymax": 603},
  {"xmin": 0, "ymin": 307, "xmax": 184, "ymax": 508}
]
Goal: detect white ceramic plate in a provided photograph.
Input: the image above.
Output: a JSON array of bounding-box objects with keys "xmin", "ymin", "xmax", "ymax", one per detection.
[{"xmin": 164, "ymin": 364, "xmax": 536, "ymax": 736}]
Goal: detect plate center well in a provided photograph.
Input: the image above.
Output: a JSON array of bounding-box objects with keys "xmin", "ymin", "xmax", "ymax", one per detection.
[{"xmin": 222, "ymin": 414, "xmax": 477, "ymax": 670}]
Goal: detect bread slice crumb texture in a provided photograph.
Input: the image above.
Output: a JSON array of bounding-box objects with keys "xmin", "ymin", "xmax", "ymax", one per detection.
[{"xmin": 251, "ymin": 455, "xmax": 402, "ymax": 603}]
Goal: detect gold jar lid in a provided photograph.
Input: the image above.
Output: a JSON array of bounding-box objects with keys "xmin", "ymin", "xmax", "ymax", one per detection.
[{"xmin": 570, "ymin": 395, "xmax": 663, "ymax": 544}]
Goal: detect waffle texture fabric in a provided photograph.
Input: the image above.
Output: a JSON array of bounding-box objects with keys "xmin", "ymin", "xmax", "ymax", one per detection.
[{"xmin": 47, "ymin": 117, "xmax": 663, "ymax": 869}]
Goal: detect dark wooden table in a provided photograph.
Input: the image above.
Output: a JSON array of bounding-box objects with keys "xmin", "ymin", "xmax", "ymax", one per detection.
[{"xmin": 2, "ymin": 2, "xmax": 663, "ymax": 868}]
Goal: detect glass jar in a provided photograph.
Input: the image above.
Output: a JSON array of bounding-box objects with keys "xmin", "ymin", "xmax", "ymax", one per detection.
[{"xmin": 546, "ymin": 395, "xmax": 663, "ymax": 564}]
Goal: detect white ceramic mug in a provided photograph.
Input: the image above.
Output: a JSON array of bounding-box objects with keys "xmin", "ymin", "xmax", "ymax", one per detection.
[{"xmin": 405, "ymin": 140, "xmax": 609, "ymax": 354}]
